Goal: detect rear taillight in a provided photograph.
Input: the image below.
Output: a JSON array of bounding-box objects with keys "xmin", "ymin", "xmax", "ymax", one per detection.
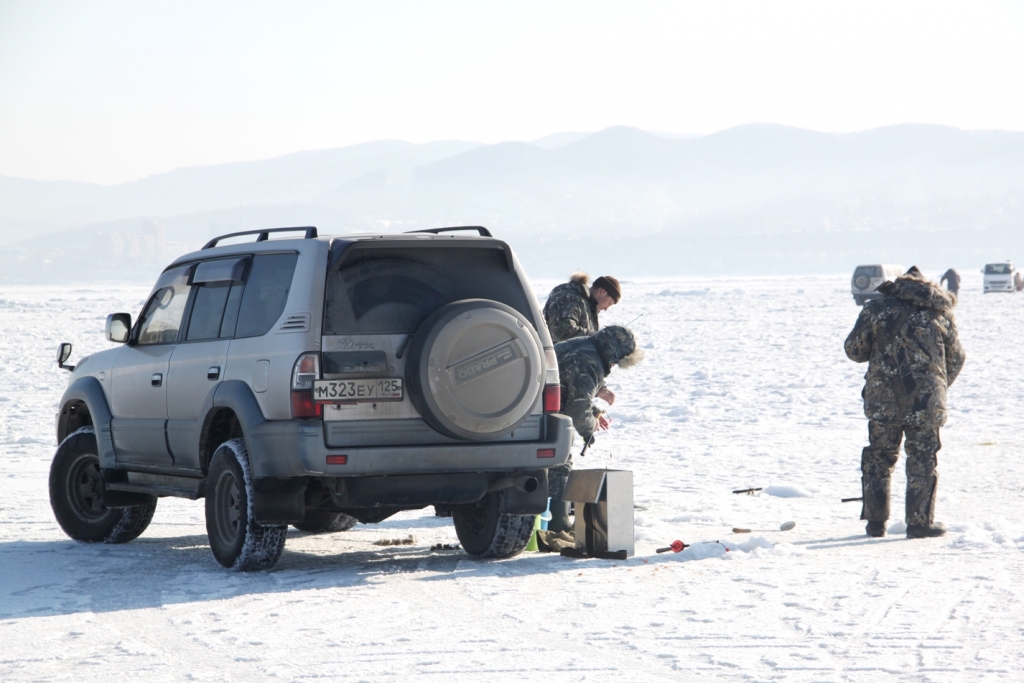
[
  {"xmin": 543, "ymin": 384, "xmax": 561, "ymax": 412},
  {"xmin": 543, "ymin": 348, "xmax": 560, "ymax": 412},
  {"xmin": 291, "ymin": 352, "xmax": 322, "ymax": 419}
]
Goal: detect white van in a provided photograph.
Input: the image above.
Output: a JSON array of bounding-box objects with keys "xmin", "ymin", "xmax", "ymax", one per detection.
[
  {"xmin": 983, "ymin": 261, "xmax": 1016, "ymax": 293},
  {"xmin": 851, "ymin": 264, "xmax": 905, "ymax": 305}
]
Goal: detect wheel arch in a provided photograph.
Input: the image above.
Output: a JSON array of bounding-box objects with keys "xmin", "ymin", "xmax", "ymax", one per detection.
[
  {"xmin": 57, "ymin": 376, "xmax": 116, "ymax": 468},
  {"xmin": 203, "ymin": 380, "xmax": 267, "ymax": 472}
]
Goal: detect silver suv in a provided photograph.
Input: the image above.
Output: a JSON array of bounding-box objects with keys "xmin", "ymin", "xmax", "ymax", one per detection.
[
  {"xmin": 850, "ymin": 264, "xmax": 905, "ymax": 305},
  {"xmin": 49, "ymin": 226, "xmax": 572, "ymax": 570}
]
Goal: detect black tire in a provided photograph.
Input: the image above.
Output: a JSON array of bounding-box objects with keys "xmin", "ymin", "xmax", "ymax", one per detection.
[
  {"xmin": 205, "ymin": 438, "xmax": 287, "ymax": 571},
  {"xmin": 292, "ymin": 511, "xmax": 358, "ymax": 533},
  {"xmin": 452, "ymin": 490, "xmax": 535, "ymax": 558},
  {"xmin": 49, "ymin": 427, "xmax": 157, "ymax": 544},
  {"xmin": 853, "ymin": 295, "xmax": 865, "ymax": 306}
]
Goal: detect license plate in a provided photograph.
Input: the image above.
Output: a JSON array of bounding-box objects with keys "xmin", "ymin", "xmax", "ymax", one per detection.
[{"xmin": 313, "ymin": 378, "xmax": 403, "ymax": 402}]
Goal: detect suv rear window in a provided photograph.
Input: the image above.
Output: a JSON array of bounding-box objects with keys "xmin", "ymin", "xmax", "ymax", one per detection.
[
  {"xmin": 324, "ymin": 247, "xmax": 532, "ymax": 335},
  {"xmin": 854, "ymin": 266, "xmax": 881, "ymax": 278}
]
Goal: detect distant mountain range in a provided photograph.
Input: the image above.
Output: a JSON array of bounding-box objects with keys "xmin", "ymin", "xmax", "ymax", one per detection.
[{"xmin": 2, "ymin": 124, "xmax": 1022, "ymax": 283}]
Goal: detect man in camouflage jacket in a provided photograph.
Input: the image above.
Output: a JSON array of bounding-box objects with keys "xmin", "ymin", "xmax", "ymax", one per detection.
[
  {"xmin": 543, "ymin": 272, "xmax": 621, "ymax": 344},
  {"xmin": 543, "ymin": 272, "xmax": 621, "ymax": 404},
  {"xmin": 844, "ymin": 267, "xmax": 966, "ymax": 538},
  {"xmin": 547, "ymin": 325, "xmax": 643, "ymax": 532}
]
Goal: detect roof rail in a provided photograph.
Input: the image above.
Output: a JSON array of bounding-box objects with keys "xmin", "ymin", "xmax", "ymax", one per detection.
[
  {"xmin": 405, "ymin": 226, "xmax": 493, "ymax": 238},
  {"xmin": 202, "ymin": 226, "xmax": 318, "ymax": 250}
]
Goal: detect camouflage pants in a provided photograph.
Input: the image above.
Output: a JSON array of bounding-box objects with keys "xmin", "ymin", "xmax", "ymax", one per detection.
[
  {"xmin": 861, "ymin": 420, "xmax": 940, "ymax": 527},
  {"xmin": 548, "ymin": 457, "xmax": 573, "ymax": 502}
]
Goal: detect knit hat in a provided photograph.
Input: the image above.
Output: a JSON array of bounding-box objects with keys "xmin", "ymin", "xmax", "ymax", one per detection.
[{"xmin": 592, "ymin": 275, "xmax": 621, "ymax": 303}]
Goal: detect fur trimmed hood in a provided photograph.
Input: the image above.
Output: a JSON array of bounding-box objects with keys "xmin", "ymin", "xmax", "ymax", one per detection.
[
  {"xmin": 570, "ymin": 272, "xmax": 590, "ymax": 290},
  {"xmin": 877, "ymin": 267, "xmax": 956, "ymax": 312},
  {"xmin": 593, "ymin": 325, "xmax": 642, "ymax": 370}
]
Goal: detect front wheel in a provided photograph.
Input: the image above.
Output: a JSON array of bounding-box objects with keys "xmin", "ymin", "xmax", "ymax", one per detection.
[
  {"xmin": 452, "ymin": 490, "xmax": 535, "ymax": 558},
  {"xmin": 49, "ymin": 427, "xmax": 157, "ymax": 544},
  {"xmin": 205, "ymin": 439, "xmax": 287, "ymax": 571}
]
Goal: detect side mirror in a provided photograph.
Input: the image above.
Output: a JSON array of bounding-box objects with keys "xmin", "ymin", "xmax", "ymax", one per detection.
[
  {"xmin": 106, "ymin": 313, "xmax": 132, "ymax": 344},
  {"xmin": 57, "ymin": 343, "xmax": 74, "ymax": 371}
]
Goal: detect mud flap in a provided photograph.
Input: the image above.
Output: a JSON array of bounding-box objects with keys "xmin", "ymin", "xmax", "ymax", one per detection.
[{"xmin": 253, "ymin": 478, "xmax": 307, "ymax": 525}]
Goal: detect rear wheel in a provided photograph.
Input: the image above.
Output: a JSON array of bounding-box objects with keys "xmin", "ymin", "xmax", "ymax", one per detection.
[
  {"xmin": 205, "ymin": 439, "xmax": 287, "ymax": 571},
  {"xmin": 292, "ymin": 511, "xmax": 358, "ymax": 533},
  {"xmin": 853, "ymin": 295, "xmax": 865, "ymax": 306},
  {"xmin": 452, "ymin": 490, "xmax": 535, "ymax": 558},
  {"xmin": 49, "ymin": 427, "xmax": 156, "ymax": 544}
]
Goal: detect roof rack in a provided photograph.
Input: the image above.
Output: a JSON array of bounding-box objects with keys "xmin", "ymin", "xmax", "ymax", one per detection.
[
  {"xmin": 405, "ymin": 226, "xmax": 493, "ymax": 238},
  {"xmin": 202, "ymin": 226, "xmax": 318, "ymax": 250}
]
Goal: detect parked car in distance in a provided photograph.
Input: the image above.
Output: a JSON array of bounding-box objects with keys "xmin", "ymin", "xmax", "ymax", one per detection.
[
  {"xmin": 49, "ymin": 225, "xmax": 572, "ymax": 571},
  {"xmin": 983, "ymin": 261, "xmax": 1017, "ymax": 293},
  {"xmin": 850, "ymin": 264, "xmax": 905, "ymax": 305}
]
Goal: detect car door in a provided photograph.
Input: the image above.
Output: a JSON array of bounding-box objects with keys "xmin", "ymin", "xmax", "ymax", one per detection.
[
  {"xmin": 166, "ymin": 257, "xmax": 248, "ymax": 469},
  {"xmin": 109, "ymin": 264, "xmax": 193, "ymax": 466}
]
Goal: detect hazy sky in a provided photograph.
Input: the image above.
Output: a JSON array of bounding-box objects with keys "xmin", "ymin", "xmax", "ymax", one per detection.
[{"xmin": 2, "ymin": 0, "xmax": 1023, "ymax": 184}]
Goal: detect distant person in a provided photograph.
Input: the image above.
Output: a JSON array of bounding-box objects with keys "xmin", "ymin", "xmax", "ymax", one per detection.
[
  {"xmin": 940, "ymin": 268, "xmax": 961, "ymax": 296},
  {"xmin": 543, "ymin": 272, "xmax": 622, "ymax": 404},
  {"xmin": 1014, "ymin": 270, "xmax": 1023, "ymax": 292},
  {"xmin": 844, "ymin": 266, "xmax": 966, "ymax": 539},
  {"xmin": 547, "ymin": 326, "xmax": 643, "ymax": 533}
]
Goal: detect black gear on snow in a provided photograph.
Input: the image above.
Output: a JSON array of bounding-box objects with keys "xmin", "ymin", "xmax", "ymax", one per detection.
[{"xmin": 543, "ymin": 273, "xmax": 599, "ymax": 344}]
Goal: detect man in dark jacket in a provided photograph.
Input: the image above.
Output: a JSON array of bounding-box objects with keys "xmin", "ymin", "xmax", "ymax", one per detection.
[
  {"xmin": 547, "ymin": 325, "xmax": 643, "ymax": 532},
  {"xmin": 844, "ymin": 267, "xmax": 966, "ymax": 538},
  {"xmin": 543, "ymin": 272, "xmax": 621, "ymax": 344},
  {"xmin": 543, "ymin": 272, "xmax": 621, "ymax": 404},
  {"xmin": 940, "ymin": 268, "xmax": 961, "ymax": 295}
]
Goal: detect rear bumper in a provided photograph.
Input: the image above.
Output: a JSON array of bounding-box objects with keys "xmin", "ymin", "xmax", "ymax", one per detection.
[{"xmin": 246, "ymin": 413, "xmax": 575, "ymax": 479}]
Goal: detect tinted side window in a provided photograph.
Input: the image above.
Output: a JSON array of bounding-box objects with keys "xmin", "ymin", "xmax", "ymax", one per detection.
[
  {"xmin": 235, "ymin": 253, "xmax": 298, "ymax": 338},
  {"xmin": 186, "ymin": 282, "xmax": 236, "ymax": 341},
  {"xmin": 136, "ymin": 265, "xmax": 193, "ymax": 345}
]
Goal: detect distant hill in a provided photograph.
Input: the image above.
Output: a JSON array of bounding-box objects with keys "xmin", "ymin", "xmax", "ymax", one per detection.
[{"xmin": 2, "ymin": 124, "xmax": 1022, "ymax": 283}]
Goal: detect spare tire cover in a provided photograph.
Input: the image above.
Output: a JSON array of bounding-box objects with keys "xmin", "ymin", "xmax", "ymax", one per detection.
[
  {"xmin": 854, "ymin": 274, "xmax": 870, "ymax": 290},
  {"xmin": 406, "ymin": 299, "xmax": 544, "ymax": 441}
]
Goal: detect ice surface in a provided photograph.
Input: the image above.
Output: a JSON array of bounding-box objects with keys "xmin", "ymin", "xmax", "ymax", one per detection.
[{"xmin": 2, "ymin": 272, "xmax": 1023, "ymax": 681}]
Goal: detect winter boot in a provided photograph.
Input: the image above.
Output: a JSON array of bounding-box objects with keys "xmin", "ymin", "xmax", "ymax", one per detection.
[
  {"xmin": 907, "ymin": 522, "xmax": 946, "ymax": 539},
  {"xmin": 547, "ymin": 499, "xmax": 573, "ymax": 533},
  {"xmin": 865, "ymin": 521, "xmax": 886, "ymax": 537}
]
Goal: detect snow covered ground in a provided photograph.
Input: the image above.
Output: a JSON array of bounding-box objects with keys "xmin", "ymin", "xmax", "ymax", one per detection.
[{"xmin": 2, "ymin": 271, "xmax": 1023, "ymax": 682}]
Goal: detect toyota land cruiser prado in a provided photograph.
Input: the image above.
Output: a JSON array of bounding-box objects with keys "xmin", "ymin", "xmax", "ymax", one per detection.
[{"xmin": 49, "ymin": 226, "xmax": 572, "ymax": 570}]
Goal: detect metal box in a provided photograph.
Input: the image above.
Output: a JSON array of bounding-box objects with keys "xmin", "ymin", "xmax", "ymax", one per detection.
[{"xmin": 563, "ymin": 469, "xmax": 634, "ymax": 557}]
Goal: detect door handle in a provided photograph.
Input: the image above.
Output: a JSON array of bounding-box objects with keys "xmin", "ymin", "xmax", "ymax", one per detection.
[
  {"xmin": 208, "ymin": 366, "xmax": 221, "ymax": 381},
  {"xmin": 151, "ymin": 373, "xmax": 163, "ymax": 387}
]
